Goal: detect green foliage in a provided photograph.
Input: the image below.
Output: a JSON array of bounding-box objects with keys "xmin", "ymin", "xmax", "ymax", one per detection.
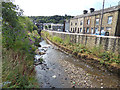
[
  {"xmin": 39, "ymin": 57, "xmax": 43, "ymax": 63},
  {"xmin": 2, "ymin": 49, "xmax": 39, "ymax": 88},
  {"xmin": 41, "ymin": 31, "xmax": 50, "ymax": 38},
  {"xmin": 2, "ymin": 2, "xmax": 18, "ymax": 27},
  {"xmin": 99, "ymin": 51, "xmax": 120, "ymax": 64},
  {"xmin": 2, "ymin": 1, "xmax": 40, "ymax": 88},
  {"xmin": 28, "ymin": 30, "xmax": 41, "ymax": 47},
  {"xmin": 90, "ymin": 46, "xmax": 103, "ymax": 55},
  {"xmin": 18, "ymin": 16, "xmax": 34, "ymax": 32},
  {"xmin": 64, "ymin": 35, "xmax": 70, "ymax": 45},
  {"xmin": 91, "ymin": 46, "xmax": 120, "ymax": 64},
  {"xmin": 29, "ymin": 15, "xmax": 74, "ymax": 24},
  {"xmin": 2, "ymin": 2, "xmax": 35, "ymax": 51},
  {"xmin": 52, "ymin": 36, "xmax": 63, "ymax": 43},
  {"xmin": 33, "ymin": 25, "xmax": 38, "ymax": 30}
]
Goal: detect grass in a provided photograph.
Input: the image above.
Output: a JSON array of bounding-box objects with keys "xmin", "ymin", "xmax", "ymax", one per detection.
[
  {"xmin": 2, "ymin": 49, "xmax": 39, "ymax": 88},
  {"xmin": 52, "ymin": 36, "xmax": 63, "ymax": 43}
]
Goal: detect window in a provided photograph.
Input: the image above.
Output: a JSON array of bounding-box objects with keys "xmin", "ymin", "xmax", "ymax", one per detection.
[
  {"xmin": 87, "ymin": 19, "xmax": 90, "ymax": 25},
  {"xmin": 101, "ymin": 27, "xmax": 104, "ymax": 30},
  {"xmin": 71, "ymin": 28, "xmax": 72, "ymax": 31},
  {"xmin": 80, "ymin": 28, "xmax": 82, "ymax": 32},
  {"xmin": 87, "ymin": 27, "xmax": 89, "ymax": 33},
  {"xmin": 75, "ymin": 23, "xmax": 77, "ymax": 25},
  {"xmin": 73, "ymin": 28, "xmax": 74, "ymax": 32},
  {"xmin": 91, "ymin": 28, "xmax": 94, "ymax": 34},
  {"xmin": 101, "ymin": 27, "xmax": 105, "ymax": 35},
  {"xmin": 80, "ymin": 20, "xmax": 83, "ymax": 25},
  {"xmin": 106, "ymin": 27, "xmax": 112, "ymax": 30},
  {"xmin": 108, "ymin": 16, "xmax": 113, "ymax": 24},
  {"xmin": 75, "ymin": 27, "xmax": 77, "ymax": 32},
  {"xmin": 95, "ymin": 27, "xmax": 98, "ymax": 34},
  {"xmin": 78, "ymin": 28, "xmax": 79, "ymax": 33},
  {"xmin": 71, "ymin": 22, "xmax": 73, "ymax": 26},
  {"xmin": 96, "ymin": 18, "xmax": 99, "ymax": 25}
]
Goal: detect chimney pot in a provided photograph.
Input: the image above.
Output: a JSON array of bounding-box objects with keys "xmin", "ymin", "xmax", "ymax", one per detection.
[
  {"xmin": 83, "ymin": 10, "xmax": 88, "ymax": 14},
  {"xmin": 90, "ymin": 8, "xmax": 95, "ymax": 13}
]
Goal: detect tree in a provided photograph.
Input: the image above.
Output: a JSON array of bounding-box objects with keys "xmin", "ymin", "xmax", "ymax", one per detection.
[
  {"xmin": 33, "ymin": 24, "xmax": 38, "ymax": 30},
  {"xmin": 2, "ymin": 1, "xmax": 34, "ymax": 49},
  {"xmin": 29, "ymin": 15, "xmax": 74, "ymax": 24}
]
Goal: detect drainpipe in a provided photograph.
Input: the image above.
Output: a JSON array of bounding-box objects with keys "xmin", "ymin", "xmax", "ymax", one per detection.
[
  {"xmin": 100, "ymin": 0, "xmax": 105, "ymax": 35},
  {"xmin": 83, "ymin": 16, "xmax": 85, "ymax": 34},
  {"xmin": 115, "ymin": 10, "xmax": 120, "ymax": 36},
  {"xmin": 63, "ymin": 20, "xmax": 65, "ymax": 32}
]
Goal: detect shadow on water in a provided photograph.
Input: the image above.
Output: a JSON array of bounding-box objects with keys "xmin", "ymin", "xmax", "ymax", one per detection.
[{"xmin": 35, "ymin": 39, "xmax": 120, "ymax": 88}]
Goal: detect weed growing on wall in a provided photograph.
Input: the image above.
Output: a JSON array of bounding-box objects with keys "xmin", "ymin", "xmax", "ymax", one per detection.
[{"xmin": 42, "ymin": 31, "xmax": 120, "ymax": 66}]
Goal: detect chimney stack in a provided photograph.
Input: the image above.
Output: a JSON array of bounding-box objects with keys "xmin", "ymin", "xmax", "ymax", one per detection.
[
  {"xmin": 83, "ymin": 10, "xmax": 88, "ymax": 14},
  {"xmin": 90, "ymin": 8, "xmax": 95, "ymax": 13}
]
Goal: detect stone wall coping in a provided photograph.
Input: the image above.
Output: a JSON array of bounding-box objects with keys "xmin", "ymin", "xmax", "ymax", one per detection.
[{"xmin": 47, "ymin": 30, "xmax": 120, "ymax": 39}]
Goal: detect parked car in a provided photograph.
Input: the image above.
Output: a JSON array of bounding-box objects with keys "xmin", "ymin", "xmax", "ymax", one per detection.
[
  {"xmin": 65, "ymin": 30, "xmax": 70, "ymax": 33},
  {"xmin": 58, "ymin": 29, "xmax": 62, "ymax": 32}
]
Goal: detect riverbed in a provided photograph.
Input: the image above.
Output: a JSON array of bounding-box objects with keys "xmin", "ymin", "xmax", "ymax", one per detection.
[{"xmin": 35, "ymin": 40, "xmax": 120, "ymax": 88}]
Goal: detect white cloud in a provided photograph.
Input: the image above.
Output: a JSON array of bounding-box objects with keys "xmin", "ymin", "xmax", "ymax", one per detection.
[{"xmin": 14, "ymin": 0, "xmax": 120, "ymax": 16}]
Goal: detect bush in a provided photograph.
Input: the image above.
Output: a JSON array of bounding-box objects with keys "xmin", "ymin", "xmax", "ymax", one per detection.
[{"xmin": 2, "ymin": 2, "xmax": 40, "ymax": 88}]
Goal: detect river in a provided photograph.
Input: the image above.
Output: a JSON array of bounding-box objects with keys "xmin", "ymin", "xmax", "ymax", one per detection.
[{"xmin": 35, "ymin": 39, "xmax": 120, "ymax": 88}]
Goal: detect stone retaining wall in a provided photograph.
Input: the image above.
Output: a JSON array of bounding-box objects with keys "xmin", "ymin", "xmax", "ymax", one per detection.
[{"xmin": 47, "ymin": 30, "xmax": 120, "ymax": 54}]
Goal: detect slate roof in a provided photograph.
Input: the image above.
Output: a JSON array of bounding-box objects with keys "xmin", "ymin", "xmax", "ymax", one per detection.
[{"xmin": 72, "ymin": 5, "xmax": 120, "ymax": 19}]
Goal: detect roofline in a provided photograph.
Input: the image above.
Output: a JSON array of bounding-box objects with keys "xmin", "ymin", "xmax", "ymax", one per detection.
[{"xmin": 70, "ymin": 5, "xmax": 120, "ymax": 20}]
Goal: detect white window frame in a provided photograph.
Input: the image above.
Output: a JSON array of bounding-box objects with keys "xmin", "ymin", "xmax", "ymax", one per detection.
[
  {"xmin": 108, "ymin": 16, "xmax": 113, "ymax": 24},
  {"xmin": 80, "ymin": 28, "xmax": 82, "ymax": 32},
  {"xmin": 95, "ymin": 27, "xmax": 98, "ymax": 34},
  {"xmin": 106, "ymin": 27, "xmax": 112, "ymax": 30},
  {"xmin": 75, "ymin": 23, "xmax": 77, "ymax": 25},
  {"xmin": 91, "ymin": 28, "xmax": 94, "ymax": 34},
  {"xmin": 80, "ymin": 20, "xmax": 83, "ymax": 25},
  {"xmin": 87, "ymin": 27, "xmax": 89, "ymax": 33},
  {"xmin": 87, "ymin": 19, "xmax": 90, "ymax": 25},
  {"xmin": 96, "ymin": 18, "xmax": 99, "ymax": 25}
]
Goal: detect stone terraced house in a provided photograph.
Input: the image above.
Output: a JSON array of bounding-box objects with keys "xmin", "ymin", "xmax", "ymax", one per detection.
[{"xmin": 69, "ymin": 5, "xmax": 120, "ymax": 36}]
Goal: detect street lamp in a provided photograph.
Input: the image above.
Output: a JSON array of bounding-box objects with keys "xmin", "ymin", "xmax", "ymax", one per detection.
[{"xmin": 100, "ymin": 0, "xmax": 105, "ymax": 35}]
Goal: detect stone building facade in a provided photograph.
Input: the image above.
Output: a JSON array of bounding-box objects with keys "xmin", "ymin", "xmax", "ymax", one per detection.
[
  {"xmin": 51, "ymin": 24, "xmax": 64, "ymax": 31},
  {"xmin": 70, "ymin": 18, "xmax": 78, "ymax": 33},
  {"xmin": 65, "ymin": 19, "xmax": 70, "ymax": 32},
  {"xmin": 43, "ymin": 23, "xmax": 64, "ymax": 31},
  {"xmin": 69, "ymin": 5, "xmax": 120, "ymax": 36}
]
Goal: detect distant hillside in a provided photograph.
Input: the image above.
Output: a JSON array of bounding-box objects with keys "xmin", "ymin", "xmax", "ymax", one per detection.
[{"xmin": 29, "ymin": 15, "xmax": 74, "ymax": 24}]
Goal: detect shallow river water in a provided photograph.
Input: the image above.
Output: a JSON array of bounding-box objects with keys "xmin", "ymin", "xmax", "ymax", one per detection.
[{"xmin": 35, "ymin": 40, "xmax": 120, "ymax": 88}]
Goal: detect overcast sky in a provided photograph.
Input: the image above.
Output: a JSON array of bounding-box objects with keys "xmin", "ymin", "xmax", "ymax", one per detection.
[{"xmin": 13, "ymin": 0, "xmax": 120, "ymax": 16}]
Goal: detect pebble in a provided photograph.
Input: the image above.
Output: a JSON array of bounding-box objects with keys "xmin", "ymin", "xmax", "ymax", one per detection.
[
  {"xmin": 73, "ymin": 82, "xmax": 76, "ymax": 84},
  {"xmin": 51, "ymin": 87, "xmax": 55, "ymax": 89},
  {"xmin": 52, "ymin": 75, "xmax": 56, "ymax": 78},
  {"xmin": 65, "ymin": 78, "xmax": 67, "ymax": 80},
  {"xmin": 72, "ymin": 86, "xmax": 75, "ymax": 88}
]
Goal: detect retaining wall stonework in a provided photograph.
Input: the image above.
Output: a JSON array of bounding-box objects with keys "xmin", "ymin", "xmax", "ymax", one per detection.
[{"xmin": 47, "ymin": 31, "xmax": 120, "ymax": 54}]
